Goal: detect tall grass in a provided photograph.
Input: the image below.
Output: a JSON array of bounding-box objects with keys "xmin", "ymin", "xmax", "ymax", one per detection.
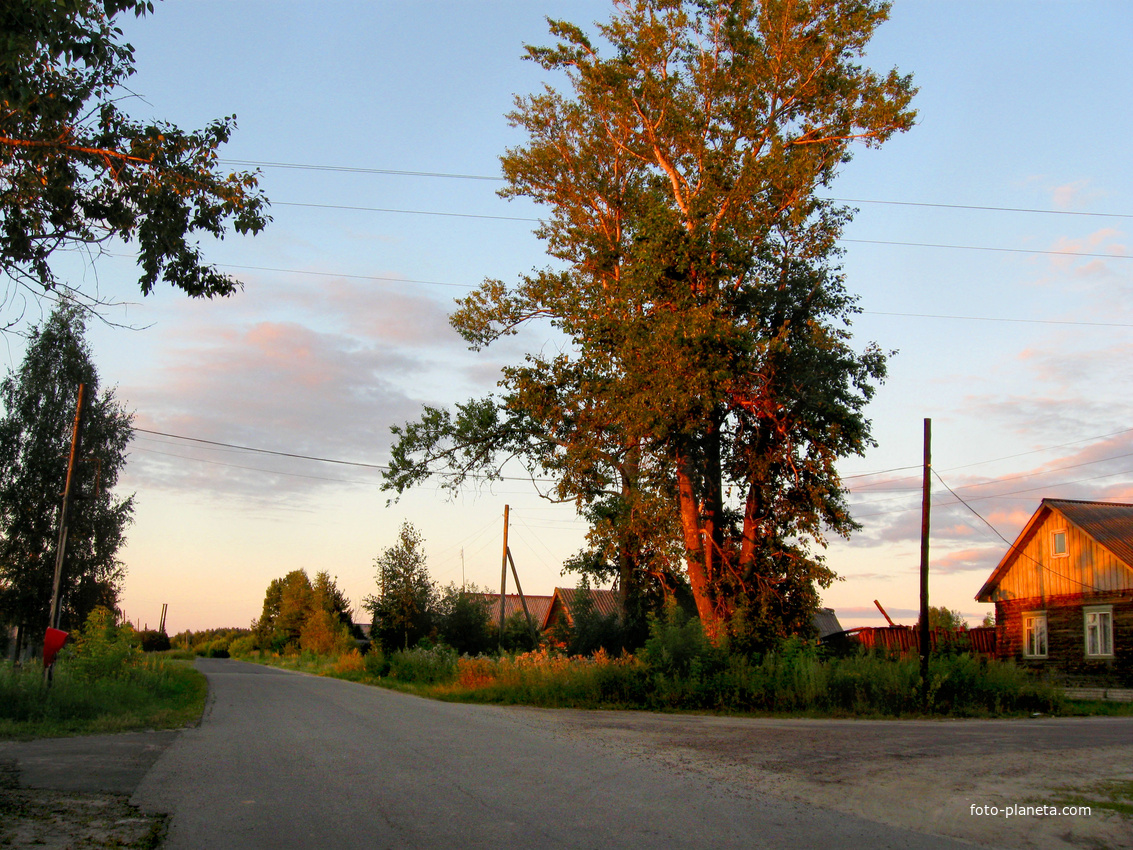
[
  {"xmin": 0, "ymin": 607, "xmax": 208, "ymax": 739},
  {"xmin": 0, "ymin": 657, "xmax": 207, "ymax": 739},
  {"xmin": 429, "ymin": 644, "xmax": 1062, "ymax": 716}
]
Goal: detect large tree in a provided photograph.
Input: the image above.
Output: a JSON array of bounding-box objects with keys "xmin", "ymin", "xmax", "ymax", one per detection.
[
  {"xmin": 401, "ymin": 0, "xmax": 916, "ymax": 645},
  {"xmin": 0, "ymin": 0, "xmax": 269, "ymax": 325},
  {"xmin": 0, "ymin": 304, "xmax": 133, "ymax": 654}
]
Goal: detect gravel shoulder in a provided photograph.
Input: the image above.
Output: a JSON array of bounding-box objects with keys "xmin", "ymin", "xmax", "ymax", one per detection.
[{"xmin": 522, "ymin": 710, "xmax": 1133, "ymax": 850}]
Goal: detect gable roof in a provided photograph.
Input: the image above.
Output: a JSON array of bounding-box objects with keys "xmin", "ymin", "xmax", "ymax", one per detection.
[
  {"xmin": 976, "ymin": 498, "xmax": 1133, "ymax": 602},
  {"xmin": 474, "ymin": 593, "xmax": 553, "ymax": 627},
  {"xmin": 542, "ymin": 587, "xmax": 622, "ymax": 629},
  {"xmin": 1052, "ymin": 499, "xmax": 1133, "ymax": 566}
]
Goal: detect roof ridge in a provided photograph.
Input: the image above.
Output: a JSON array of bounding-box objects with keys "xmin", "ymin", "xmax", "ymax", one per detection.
[{"xmin": 1044, "ymin": 497, "xmax": 1133, "ymax": 508}]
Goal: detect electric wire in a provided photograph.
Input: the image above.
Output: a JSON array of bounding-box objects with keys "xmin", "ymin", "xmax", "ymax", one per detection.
[
  {"xmin": 932, "ymin": 469, "xmax": 1101, "ymax": 593},
  {"xmin": 218, "ymin": 158, "xmax": 1133, "ymax": 220}
]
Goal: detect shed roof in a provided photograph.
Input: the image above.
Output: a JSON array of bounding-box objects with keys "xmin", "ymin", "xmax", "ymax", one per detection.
[{"xmin": 812, "ymin": 607, "xmax": 843, "ymax": 639}]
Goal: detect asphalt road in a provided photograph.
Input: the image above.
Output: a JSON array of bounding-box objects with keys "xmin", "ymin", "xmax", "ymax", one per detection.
[{"xmin": 127, "ymin": 659, "xmax": 982, "ymax": 849}]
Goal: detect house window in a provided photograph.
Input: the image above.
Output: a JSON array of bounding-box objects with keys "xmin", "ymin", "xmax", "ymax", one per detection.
[
  {"xmin": 1023, "ymin": 612, "xmax": 1048, "ymax": 658},
  {"xmin": 1051, "ymin": 529, "xmax": 1068, "ymax": 558},
  {"xmin": 1084, "ymin": 607, "xmax": 1114, "ymax": 657}
]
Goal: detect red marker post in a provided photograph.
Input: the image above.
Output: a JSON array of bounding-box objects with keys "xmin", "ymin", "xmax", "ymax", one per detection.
[{"xmin": 43, "ymin": 628, "xmax": 68, "ymax": 682}]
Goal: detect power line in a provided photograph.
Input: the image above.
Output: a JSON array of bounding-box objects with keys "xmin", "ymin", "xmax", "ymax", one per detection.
[
  {"xmin": 861, "ymin": 311, "xmax": 1133, "ymax": 329},
  {"xmin": 273, "ymin": 201, "xmax": 538, "ymax": 223},
  {"xmin": 219, "ymin": 158, "xmax": 1133, "ymax": 220},
  {"xmin": 932, "ymin": 469, "xmax": 1100, "ymax": 593},
  {"xmin": 132, "ymin": 427, "xmax": 391, "ymax": 470},
  {"xmin": 270, "ymin": 198, "xmax": 1133, "ymax": 262},
  {"xmin": 220, "ymin": 159, "xmax": 504, "ymax": 181}
]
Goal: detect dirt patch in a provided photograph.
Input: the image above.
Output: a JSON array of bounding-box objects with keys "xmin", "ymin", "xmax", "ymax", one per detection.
[
  {"xmin": 0, "ymin": 788, "xmax": 167, "ymax": 849},
  {"xmin": 535, "ymin": 712, "xmax": 1133, "ymax": 850},
  {"xmin": 0, "ymin": 757, "xmax": 166, "ymax": 849}
]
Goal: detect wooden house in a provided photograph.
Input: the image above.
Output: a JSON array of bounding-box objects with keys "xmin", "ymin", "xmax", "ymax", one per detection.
[{"xmin": 975, "ymin": 498, "xmax": 1133, "ymax": 685}]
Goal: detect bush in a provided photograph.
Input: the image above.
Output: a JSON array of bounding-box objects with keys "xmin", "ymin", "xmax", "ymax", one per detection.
[
  {"xmin": 64, "ymin": 607, "xmax": 140, "ymax": 681},
  {"xmin": 642, "ymin": 602, "xmax": 718, "ymax": 679},
  {"xmin": 387, "ymin": 646, "xmax": 457, "ymax": 685},
  {"xmin": 138, "ymin": 629, "xmax": 171, "ymax": 652},
  {"xmin": 364, "ymin": 649, "xmax": 389, "ymax": 677},
  {"xmin": 228, "ymin": 635, "xmax": 258, "ymax": 657}
]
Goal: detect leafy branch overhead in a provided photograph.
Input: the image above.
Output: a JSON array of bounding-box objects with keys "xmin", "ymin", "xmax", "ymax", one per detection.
[{"xmin": 0, "ymin": 0, "xmax": 269, "ymax": 317}]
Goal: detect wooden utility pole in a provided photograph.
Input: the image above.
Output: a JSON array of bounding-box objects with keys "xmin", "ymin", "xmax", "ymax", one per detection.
[
  {"xmin": 47, "ymin": 384, "xmax": 86, "ymax": 633},
  {"xmin": 499, "ymin": 504, "xmax": 510, "ymax": 646},
  {"xmin": 507, "ymin": 549, "xmax": 539, "ymax": 645},
  {"xmin": 919, "ymin": 417, "xmax": 931, "ymax": 690}
]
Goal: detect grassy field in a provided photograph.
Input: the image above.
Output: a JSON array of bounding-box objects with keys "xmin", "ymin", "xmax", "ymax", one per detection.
[{"xmin": 0, "ymin": 657, "xmax": 207, "ymax": 740}]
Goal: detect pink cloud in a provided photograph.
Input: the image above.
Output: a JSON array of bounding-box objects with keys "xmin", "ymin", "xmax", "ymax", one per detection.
[{"xmin": 1050, "ymin": 179, "xmax": 1105, "ymax": 211}]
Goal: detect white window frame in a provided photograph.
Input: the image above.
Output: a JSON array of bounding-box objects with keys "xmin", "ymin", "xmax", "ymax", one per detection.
[
  {"xmin": 1051, "ymin": 529, "xmax": 1069, "ymax": 559},
  {"xmin": 1023, "ymin": 611, "xmax": 1048, "ymax": 658},
  {"xmin": 1083, "ymin": 606, "xmax": 1114, "ymax": 658}
]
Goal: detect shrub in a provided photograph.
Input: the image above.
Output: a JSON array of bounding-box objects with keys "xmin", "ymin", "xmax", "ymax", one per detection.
[
  {"xmin": 331, "ymin": 649, "xmax": 366, "ymax": 677},
  {"xmin": 387, "ymin": 646, "xmax": 457, "ymax": 685},
  {"xmin": 364, "ymin": 648, "xmax": 389, "ymax": 677},
  {"xmin": 228, "ymin": 635, "xmax": 258, "ymax": 657},
  {"xmin": 138, "ymin": 630, "xmax": 171, "ymax": 652},
  {"xmin": 64, "ymin": 607, "xmax": 139, "ymax": 681},
  {"xmin": 642, "ymin": 602, "xmax": 718, "ymax": 679}
]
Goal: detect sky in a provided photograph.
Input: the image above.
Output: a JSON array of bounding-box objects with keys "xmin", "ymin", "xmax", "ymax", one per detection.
[{"xmin": 5, "ymin": 0, "xmax": 1132, "ymax": 635}]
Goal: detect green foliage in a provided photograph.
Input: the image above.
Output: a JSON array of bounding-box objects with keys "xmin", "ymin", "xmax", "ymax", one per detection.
[
  {"xmin": 928, "ymin": 605, "xmax": 968, "ymax": 631},
  {"xmin": 0, "ymin": 306, "xmax": 133, "ymax": 650},
  {"xmin": 642, "ymin": 601, "xmax": 717, "ymax": 679},
  {"xmin": 0, "ymin": 655, "xmax": 207, "ymax": 739},
  {"xmin": 387, "ymin": 0, "xmax": 917, "ymax": 644},
  {"xmin": 494, "ymin": 611, "xmax": 541, "ymax": 654},
  {"xmin": 137, "ymin": 629, "xmax": 170, "ymax": 652},
  {"xmin": 227, "ymin": 634, "xmax": 257, "ymax": 657},
  {"xmin": 0, "ymin": 0, "xmax": 269, "ymax": 318},
  {"xmin": 562, "ymin": 584, "xmax": 624, "ymax": 657},
  {"xmin": 435, "ymin": 584, "xmax": 493, "ymax": 656},
  {"xmin": 64, "ymin": 605, "xmax": 138, "ymax": 680},
  {"xmin": 424, "ymin": 619, "xmax": 1063, "ymax": 718},
  {"xmin": 364, "ymin": 522, "xmax": 438, "ymax": 652},
  {"xmin": 386, "ymin": 646, "xmax": 457, "ymax": 686},
  {"xmin": 253, "ymin": 569, "xmax": 354, "ymax": 654},
  {"xmin": 363, "ymin": 648, "xmax": 389, "ymax": 678}
]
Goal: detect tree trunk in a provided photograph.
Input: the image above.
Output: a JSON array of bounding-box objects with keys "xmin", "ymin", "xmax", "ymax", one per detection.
[{"xmin": 675, "ymin": 448, "xmax": 720, "ymax": 639}]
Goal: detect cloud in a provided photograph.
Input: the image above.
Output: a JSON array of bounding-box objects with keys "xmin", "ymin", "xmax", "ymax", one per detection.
[
  {"xmin": 1050, "ymin": 179, "xmax": 1106, "ymax": 211},
  {"xmin": 932, "ymin": 546, "xmax": 1002, "ymax": 575}
]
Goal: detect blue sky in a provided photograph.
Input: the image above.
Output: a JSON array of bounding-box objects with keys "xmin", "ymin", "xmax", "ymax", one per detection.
[{"xmin": 6, "ymin": 1, "xmax": 1132, "ymax": 634}]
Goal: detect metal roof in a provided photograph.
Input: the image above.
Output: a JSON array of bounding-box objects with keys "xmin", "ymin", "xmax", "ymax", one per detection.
[
  {"xmin": 475, "ymin": 593, "xmax": 553, "ymax": 626},
  {"xmin": 544, "ymin": 587, "xmax": 622, "ymax": 629},
  {"xmin": 812, "ymin": 607, "xmax": 843, "ymax": 639},
  {"xmin": 1047, "ymin": 498, "xmax": 1133, "ymax": 568}
]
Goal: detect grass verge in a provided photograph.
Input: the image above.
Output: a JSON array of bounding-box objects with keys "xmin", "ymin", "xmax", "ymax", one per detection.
[
  {"xmin": 234, "ymin": 644, "xmax": 1122, "ymax": 719},
  {"xmin": 0, "ymin": 658, "xmax": 208, "ymax": 741}
]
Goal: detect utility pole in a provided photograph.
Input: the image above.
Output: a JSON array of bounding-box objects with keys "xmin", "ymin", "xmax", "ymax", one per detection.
[
  {"xmin": 47, "ymin": 384, "xmax": 86, "ymax": 633},
  {"xmin": 499, "ymin": 504, "xmax": 510, "ymax": 647},
  {"xmin": 919, "ymin": 417, "xmax": 931, "ymax": 694}
]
